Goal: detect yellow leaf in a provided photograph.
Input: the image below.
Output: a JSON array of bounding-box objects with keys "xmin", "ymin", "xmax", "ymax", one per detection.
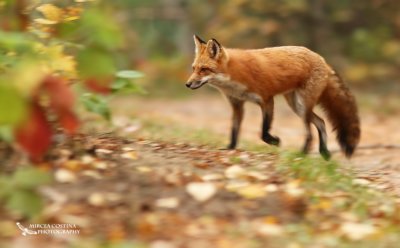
[
  {"xmin": 10, "ymin": 60, "xmax": 46, "ymax": 97},
  {"xmin": 34, "ymin": 18, "xmax": 57, "ymax": 25},
  {"xmin": 63, "ymin": 16, "xmax": 80, "ymax": 22},
  {"xmin": 237, "ymin": 184, "xmax": 266, "ymax": 199},
  {"xmin": 36, "ymin": 4, "xmax": 63, "ymax": 22},
  {"xmin": 35, "ymin": 45, "xmax": 77, "ymax": 77}
]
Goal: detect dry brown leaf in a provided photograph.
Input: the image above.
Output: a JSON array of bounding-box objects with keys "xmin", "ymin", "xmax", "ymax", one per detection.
[{"xmin": 186, "ymin": 182, "xmax": 217, "ymax": 202}]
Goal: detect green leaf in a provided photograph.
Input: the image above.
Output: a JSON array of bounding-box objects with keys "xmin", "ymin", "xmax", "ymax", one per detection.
[
  {"xmin": 116, "ymin": 70, "xmax": 144, "ymax": 79},
  {"xmin": 80, "ymin": 9, "xmax": 123, "ymax": 49},
  {"xmin": 6, "ymin": 190, "xmax": 43, "ymax": 218},
  {"xmin": 80, "ymin": 93, "xmax": 111, "ymax": 120},
  {"xmin": 0, "ymin": 175, "xmax": 12, "ymax": 199},
  {"xmin": 13, "ymin": 167, "xmax": 52, "ymax": 189},
  {"xmin": 0, "ymin": 84, "xmax": 27, "ymax": 126},
  {"xmin": 0, "ymin": 31, "xmax": 33, "ymax": 52},
  {"xmin": 111, "ymin": 79, "xmax": 146, "ymax": 94},
  {"xmin": 77, "ymin": 48, "xmax": 116, "ymax": 78},
  {"xmin": 0, "ymin": 125, "xmax": 13, "ymax": 142}
]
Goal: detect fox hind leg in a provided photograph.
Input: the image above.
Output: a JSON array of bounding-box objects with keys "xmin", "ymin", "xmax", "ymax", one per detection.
[
  {"xmin": 260, "ymin": 98, "xmax": 280, "ymax": 146},
  {"xmin": 226, "ymin": 97, "xmax": 244, "ymax": 150},
  {"xmin": 311, "ymin": 114, "xmax": 331, "ymax": 160},
  {"xmin": 284, "ymin": 92, "xmax": 331, "ymax": 159}
]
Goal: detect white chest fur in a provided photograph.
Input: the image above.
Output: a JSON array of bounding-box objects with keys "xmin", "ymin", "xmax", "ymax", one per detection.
[{"xmin": 208, "ymin": 74, "xmax": 263, "ymax": 104}]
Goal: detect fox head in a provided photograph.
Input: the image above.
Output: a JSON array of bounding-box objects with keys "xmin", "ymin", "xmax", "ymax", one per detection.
[{"xmin": 186, "ymin": 35, "xmax": 229, "ymax": 89}]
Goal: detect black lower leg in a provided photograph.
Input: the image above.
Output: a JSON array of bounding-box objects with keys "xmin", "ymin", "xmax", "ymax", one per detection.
[
  {"xmin": 227, "ymin": 126, "xmax": 239, "ymax": 149},
  {"xmin": 226, "ymin": 98, "xmax": 244, "ymax": 150},
  {"xmin": 261, "ymin": 112, "xmax": 280, "ymax": 146},
  {"xmin": 302, "ymin": 114, "xmax": 313, "ymax": 154},
  {"xmin": 317, "ymin": 129, "xmax": 331, "ymax": 160}
]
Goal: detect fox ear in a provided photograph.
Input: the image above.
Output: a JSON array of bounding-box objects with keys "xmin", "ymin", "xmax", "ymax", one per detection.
[
  {"xmin": 193, "ymin": 35, "xmax": 206, "ymax": 54},
  {"xmin": 207, "ymin": 38, "xmax": 222, "ymax": 59}
]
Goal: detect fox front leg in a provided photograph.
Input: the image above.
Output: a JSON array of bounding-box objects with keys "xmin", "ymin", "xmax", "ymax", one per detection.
[
  {"xmin": 260, "ymin": 98, "xmax": 280, "ymax": 146},
  {"xmin": 226, "ymin": 97, "xmax": 244, "ymax": 149}
]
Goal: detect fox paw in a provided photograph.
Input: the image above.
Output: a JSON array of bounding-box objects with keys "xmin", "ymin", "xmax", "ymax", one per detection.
[
  {"xmin": 320, "ymin": 148, "xmax": 331, "ymax": 161},
  {"xmin": 262, "ymin": 135, "xmax": 280, "ymax": 146},
  {"xmin": 219, "ymin": 146, "xmax": 235, "ymax": 151}
]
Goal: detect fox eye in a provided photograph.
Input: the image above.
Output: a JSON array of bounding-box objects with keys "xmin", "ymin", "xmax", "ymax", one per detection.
[{"xmin": 200, "ymin": 67, "xmax": 211, "ymax": 73}]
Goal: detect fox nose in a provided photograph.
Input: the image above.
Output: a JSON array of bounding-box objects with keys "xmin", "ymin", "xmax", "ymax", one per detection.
[{"xmin": 185, "ymin": 82, "xmax": 192, "ymax": 88}]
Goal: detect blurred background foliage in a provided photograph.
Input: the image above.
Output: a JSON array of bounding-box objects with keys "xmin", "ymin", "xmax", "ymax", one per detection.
[
  {"xmin": 109, "ymin": 0, "xmax": 400, "ymax": 95},
  {"xmin": 0, "ymin": 0, "xmax": 144, "ymax": 159}
]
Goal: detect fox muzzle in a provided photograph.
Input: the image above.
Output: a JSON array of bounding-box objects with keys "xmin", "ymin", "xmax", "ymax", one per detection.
[{"xmin": 185, "ymin": 80, "xmax": 207, "ymax": 90}]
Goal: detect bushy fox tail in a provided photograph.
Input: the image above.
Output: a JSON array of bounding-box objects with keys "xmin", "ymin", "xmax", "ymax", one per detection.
[{"xmin": 319, "ymin": 72, "xmax": 360, "ymax": 157}]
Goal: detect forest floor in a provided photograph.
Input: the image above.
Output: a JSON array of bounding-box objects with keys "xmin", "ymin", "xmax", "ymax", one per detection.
[{"xmin": 2, "ymin": 93, "xmax": 400, "ymax": 248}]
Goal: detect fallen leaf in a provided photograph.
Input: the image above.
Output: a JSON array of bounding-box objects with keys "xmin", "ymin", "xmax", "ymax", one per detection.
[
  {"xmin": 246, "ymin": 171, "xmax": 269, "ymax": 181},
  {"xmin": 256, "ymin": 223, "xmax": 284, "ymax": 236},
  {"xmin": 81, "ymin": 170, "xmax": 102, "ymax": 179},
  {"xmin": 194, "ymin": 163, "xmax": 209, "ymax": 169},
  {"xmin": 150, "ymin": 240, "xmax": 176, "ymax": 248},
  {"xmin": 81, "ymin": 155, "xmax": 95, "ymax": 164},
  {"xmin": 54, "ymin": 169, "xmax": 77, "ymax": 183},
  {"xmin": 121, "ymin": 151, "xmax": 138, "ymax": 160},
  {"xmin": 285, "ymin": 180, "xmax": 305, "ymax": 197},
  {"xmin": 93, "ymin": 161, "xmax": 108, "ymax": 170},
  {"xmin": 95, "ymin": 148, "xmax": 113, "ymax": 155},
  {"xmin": 340, "ymin": 222, "xmax": 377, "ymax": 240},
  {"xmin": 237, "ymin": 184, "xmax": 266, "ymax": 199},
  {"xmin": 105, "ymin": 193, "xmax": 122, "ymax": 202},
  {"xmin": 186, "ymin": 182, "xmax": 217, "ymax": 202},
  {"xmin": 88, "ymin": 192, "xmax": 106, "ymax": 207},
  {"xmin": 137, "ymin": 166, "xmax": 153, "ymax": 173},
  {"xmin": 155, "ymin": 197, "xmax": 180, "ymax": 209},
  {"xmin": 202, "ymin": 174, "xmax": 224, "ymax": 181},
  {"xmin": 352, "ymin": 178, "xmax": 371, "ymax": 186},
  {"xmin": 107, "ymin": 222, "xmax": 126, "ymax": 241},
  {"xmin": 225, "ymin": 165, "xmax": 246, "ymax": 179},
  {"xmin": 264, "ymin": 184, "xmax": 279, "ymax": 192},
  {"xmin": 225, "ymin": 181, "xmax": 250, "ymax": 191},
  {"xmin": 62, "ymin": 159, "xmax": 82, "ymax": 171}
]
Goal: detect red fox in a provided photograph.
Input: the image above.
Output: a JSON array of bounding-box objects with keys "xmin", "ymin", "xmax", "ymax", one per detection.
[{"xmin": 186, "ymin": 35, "xmax": 360, "ymax": 159}]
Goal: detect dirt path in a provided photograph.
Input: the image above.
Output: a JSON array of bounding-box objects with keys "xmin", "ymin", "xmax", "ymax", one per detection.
[{"xmin": 114, "ymin": 93, "xmax": 400, "ymax": 195}]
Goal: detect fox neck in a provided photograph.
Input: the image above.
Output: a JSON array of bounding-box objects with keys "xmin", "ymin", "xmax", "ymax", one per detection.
[{"xmin": 208, "ymin": 73, "xmax": 262, "ymax": 104}]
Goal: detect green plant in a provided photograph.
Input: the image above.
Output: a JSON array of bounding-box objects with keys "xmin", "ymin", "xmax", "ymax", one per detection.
[{"xmin": 0, "ymin": 167, "xmax": 52, "ymax": 218}]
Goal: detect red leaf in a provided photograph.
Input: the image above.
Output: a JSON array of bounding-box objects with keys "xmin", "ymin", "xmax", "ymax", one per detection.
[
  {"xmin": 42, "ymin": 75, "xmax": 75, "ymax": 111},
  {"xmin": 14, "ymin": 103, "xmax": 52, "ymax": 161},
  {"xmin": 41, "ymin": 75, "xmax": 79, "ymax": 134},
  {"xmin": 84, "ymin": 77, "xmax": 112, "ymax": 94},
  {"xmin": 59, "ymin": 109, "xmax": 79, "ymax": 134}
]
